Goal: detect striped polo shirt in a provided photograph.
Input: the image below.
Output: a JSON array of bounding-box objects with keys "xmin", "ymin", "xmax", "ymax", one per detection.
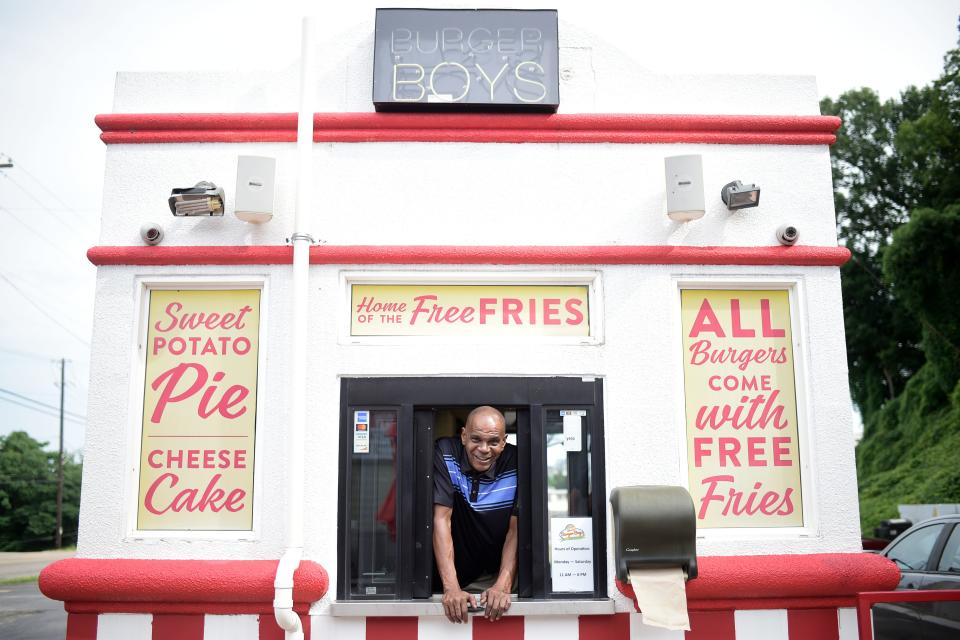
[{"xmin": 434, "ymin": 437, "xmax": 518, "ymax": 587}]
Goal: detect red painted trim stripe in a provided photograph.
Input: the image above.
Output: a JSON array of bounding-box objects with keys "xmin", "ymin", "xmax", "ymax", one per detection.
[
  {"xmin": 95, "ymin": 113, "xmax": 840, "ymax": 145},
  {"xmin": 258, "ymin": 613, "xmax": 310, "ymax": 640},
  {"xmin": 259, "ymin": 614, "xmax": 283, "ymax": 640},
  {"xmin": 86, "ymin": 245, "xmax": 852, "ymax": 267},
  {"xmin": 579, "ymin": 612, "xmax": 630, "ymax": 640},
  {"xmin": 151, "ymin": 613, "xmax": 204, "ymax": 640},
  {"xmin": 65, "ymin": 613, "xmax": 98, "ymax": 640},
  {"xmin": 473, "ymin": 615, "xmax": 524, "ymax": 640},
  {"xmin": 686, "ymin": 610, "xmax": 736, "ymax": 640},
  {"xmin": 787, "ymin": 608, "xmax": 839, "ymax": 640},
  {"xmin": 366, "ymin": 616, "xmax": 418, "ymax": 640}
]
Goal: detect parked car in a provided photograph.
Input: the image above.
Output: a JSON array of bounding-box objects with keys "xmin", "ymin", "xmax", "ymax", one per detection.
[
  {"xmin": 874, "ymin": 514, "xmax": 960, "ymax": 639},
  {"xmin": 864, "ymin": 536, "xmax": 891, "ymax": 551}
]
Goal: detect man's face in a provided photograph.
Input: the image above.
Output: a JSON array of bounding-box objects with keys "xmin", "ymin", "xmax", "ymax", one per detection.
[{"xmin": 461, "ymin": 411, "xmax": 506, "ymax": 473}]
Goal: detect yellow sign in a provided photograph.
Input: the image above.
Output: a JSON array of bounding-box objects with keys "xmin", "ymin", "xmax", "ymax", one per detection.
[
  {"xmin": 680, "ymin": 290, "xmax": 803, "ymax": 528},
  {"xmin": 137, "ymin": 289, "xmax": 261, "ymax": 531},
  {"xmin": 351, "ymin": 284, "xmax": 589, "ymax": 336}
]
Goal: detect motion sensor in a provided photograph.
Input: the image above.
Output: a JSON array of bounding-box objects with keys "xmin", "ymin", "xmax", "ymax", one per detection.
[{"xmin": 140, "ymin": 222, "xmax": 164, "ymax": 246}]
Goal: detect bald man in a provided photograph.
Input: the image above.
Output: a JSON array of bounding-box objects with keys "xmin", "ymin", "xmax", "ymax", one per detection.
[{"xmin": 433, "ymin": 406, "xmax": 518, "ymax": 624}]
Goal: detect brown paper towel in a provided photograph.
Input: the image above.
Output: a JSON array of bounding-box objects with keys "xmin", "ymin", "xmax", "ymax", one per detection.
[{"xmin": 627, "ymin": 567, "xmax": 690, "ymax": 631}]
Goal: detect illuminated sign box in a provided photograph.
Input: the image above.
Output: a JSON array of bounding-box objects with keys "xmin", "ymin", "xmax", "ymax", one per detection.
[{"xmin": 373, "ymin": 8, "xmax": 560, "ymax": 112}]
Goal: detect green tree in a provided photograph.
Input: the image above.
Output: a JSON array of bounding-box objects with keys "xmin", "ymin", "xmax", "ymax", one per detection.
[
  {"xmin": 823, "ymin": 28, "xmax": 960, "ymax": 421},
  {"xmin": 0, "ymin": 431, "xmax": 82, "ymax": 551},
  {"xmin": 884, "ymin": 206, "xmax": 960, "ymax": 395},
  {"xmin": 823, "ymin": 23, "xmax": 960, "ymax": 531},
  {"xmin": 820, "ymin": 88, "xmax": 927, "ymax": 418}
]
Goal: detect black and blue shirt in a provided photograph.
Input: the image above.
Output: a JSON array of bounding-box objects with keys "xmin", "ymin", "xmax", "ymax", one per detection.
[{"xmin": 434, "ymin": 437, "xmax": 518, "ymax": 587}]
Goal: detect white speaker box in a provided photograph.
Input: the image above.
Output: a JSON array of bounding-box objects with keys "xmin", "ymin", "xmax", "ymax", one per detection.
[
  {"xmin": 235, "ymin": 156, "xmax": 276, "ymax": 223},
  {"xmin": 665, "ymin": 155, "xmax": 705, "ymax": 222}
]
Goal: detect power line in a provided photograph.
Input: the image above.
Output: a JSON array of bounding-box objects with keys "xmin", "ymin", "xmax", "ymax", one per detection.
[
  {"xmin": 0, "ymin": 387, "xmax": 86, "ymax": 420},
  {"xmin": 10, "ymin": 158, "xmax": 98, "ymax": 221},
  {"xmin": 0, "ymin": 395, "xmax": 86, "ymax": 425},
  {"xmin": 3, "ymin": 206, "xmax": 98, "ymax": 213},
  {"xmin": 0, "ymin": 170, "xmax": 85, "ymax": 235},
  {"xmin": 0, "ymin": 272, "xmax": 90, "ymax": 347},
  {"xmin": 0, "ymin": 476, "xmax": 71, "ymax": 485},
  {"xmin": 0, "ymin": 205, "xmax": 85, "ymax": 265},
  {"xmin": 0, "ymin": 345, "xmax": 76, "ymax": 361}
]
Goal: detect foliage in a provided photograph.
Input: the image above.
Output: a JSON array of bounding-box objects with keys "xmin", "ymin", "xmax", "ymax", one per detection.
[
  {"xmin": 0, "ymin": 431, "xmax": 82, "ymax": 551},
  {"xmin": 857, "ymin": 368, "xmax": 960, "ymax": 533},
  {"xmin": 884, "ymin": 206, "xmax": 960, "ymax": 394},
  {"xmin": 821, "ymin": 88, "xmax": 926, "ymax": 418},
  {"xmin": 824, "ymin": 25, "xmax": 960, "ymax": 533}
]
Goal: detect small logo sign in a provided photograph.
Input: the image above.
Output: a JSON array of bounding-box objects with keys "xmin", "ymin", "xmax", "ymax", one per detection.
[{"xmin": 558, "ymin": 523, "xmax": 585, "ymax": 542}]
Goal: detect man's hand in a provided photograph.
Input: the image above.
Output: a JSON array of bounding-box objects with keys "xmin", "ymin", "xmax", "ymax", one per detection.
[
  {"xmin": 442, "ymin": 588, "xmax": 476, "ymax": 624},
  {"xmin": 480, "ymin": 585, "xmax": 512, "ymax": 621}
]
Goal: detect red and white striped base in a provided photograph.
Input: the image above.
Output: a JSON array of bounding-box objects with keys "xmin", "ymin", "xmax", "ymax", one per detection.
[
  {"xmin": 67, "ymin": 612, "xmax": 308, "ymax": 640},
  {"xmin": 42, "ymin": 555, "xmax": 896, "ymax": 640},
  {"xmin": 67, "ymin": 608, "xmax": 859, "ymax": 640}
]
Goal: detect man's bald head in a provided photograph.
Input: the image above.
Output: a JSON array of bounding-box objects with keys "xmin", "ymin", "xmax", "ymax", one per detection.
[{"xmin": 466, "ymin": 406, "xmax": 506, "ymax": 431}]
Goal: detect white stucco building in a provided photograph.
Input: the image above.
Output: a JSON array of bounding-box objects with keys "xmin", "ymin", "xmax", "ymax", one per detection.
[{"xmin": 40, "ymin": 8, "xmax": 897, "ymax": 640}]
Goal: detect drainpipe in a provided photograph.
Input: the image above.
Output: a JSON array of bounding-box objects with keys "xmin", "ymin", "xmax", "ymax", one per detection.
[{"xmin": 274, "ymin": 16, "xmax": 314, "ymax": 640}]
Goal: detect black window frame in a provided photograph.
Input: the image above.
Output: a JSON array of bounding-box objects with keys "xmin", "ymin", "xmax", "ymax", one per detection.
[{"xmin": 336, "ymin": 376, "xmax": 607, "ymax": 601}]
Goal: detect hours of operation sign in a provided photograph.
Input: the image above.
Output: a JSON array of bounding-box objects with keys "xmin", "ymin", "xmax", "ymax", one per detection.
[
  {"xmin": 137, "ymin": 289, "xmax": 261, "ymax": 531},
  {"xmin": 680, "ymin": 290, "xmax": 804, "ymax": 529}
]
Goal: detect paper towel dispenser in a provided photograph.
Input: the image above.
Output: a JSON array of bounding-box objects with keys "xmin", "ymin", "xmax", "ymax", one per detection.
[{"xmin": 610, "ymin": 485, "xmax": 698, "ymax": 581}]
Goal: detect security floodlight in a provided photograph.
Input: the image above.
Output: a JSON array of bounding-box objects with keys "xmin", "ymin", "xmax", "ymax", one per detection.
[
  {"xmin": 721, "ymin": 181, "xmax": 760, "ymax": 210},
  {"xmin": 168, "ymin": 181, "xmax": 225, "ymax": 216}
]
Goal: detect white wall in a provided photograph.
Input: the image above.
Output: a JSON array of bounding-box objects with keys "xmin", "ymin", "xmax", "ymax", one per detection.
[{"xmin": 100, "ymin": 142, "xmax": 836, "ymax": 250}]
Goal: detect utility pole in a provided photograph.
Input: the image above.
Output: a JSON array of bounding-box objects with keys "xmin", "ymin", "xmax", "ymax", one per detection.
[{"xmin": 55, "ymin": 357, "xmax": 65, "ymax": 549}]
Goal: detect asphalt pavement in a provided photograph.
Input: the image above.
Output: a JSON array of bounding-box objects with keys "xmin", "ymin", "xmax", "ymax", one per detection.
[{"xmin": 0, "ymin": 550, "xmax": 74, "ymax": 640}]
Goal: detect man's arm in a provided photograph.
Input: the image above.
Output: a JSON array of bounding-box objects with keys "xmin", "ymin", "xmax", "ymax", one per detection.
[
  {"xmin": 433, "ymin": 504, "xmax": 475, "ymax": 624},
  {"xmin": 481, "ymin": 514, "xmax": 518, "ymax": 621}
]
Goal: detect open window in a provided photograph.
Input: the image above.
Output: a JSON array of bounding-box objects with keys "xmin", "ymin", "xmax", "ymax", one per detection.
[{"xmin": 337, "ymin": 377, "xmax": 606, "ymax": 601}]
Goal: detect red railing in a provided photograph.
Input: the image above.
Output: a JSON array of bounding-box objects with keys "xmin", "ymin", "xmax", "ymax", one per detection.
[{"xmin": 856, "ymin": 589, "xmax": 960, "ymax": 640}]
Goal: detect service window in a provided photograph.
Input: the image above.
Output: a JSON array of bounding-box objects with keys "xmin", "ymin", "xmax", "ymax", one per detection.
[{"xmin": 337, "ymin": 377, "xmax": 607, "ymax": 601}]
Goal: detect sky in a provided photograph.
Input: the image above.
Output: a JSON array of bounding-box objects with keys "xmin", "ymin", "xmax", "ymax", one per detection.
[{"xmin": 0, "ymin": 0, "xmax": 958, "ymax": 454}]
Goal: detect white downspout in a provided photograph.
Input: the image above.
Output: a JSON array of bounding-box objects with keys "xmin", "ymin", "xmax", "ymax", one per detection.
[{"xmin": 274, "ymin": 16, "xmax": 314, "ymax": 640}]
